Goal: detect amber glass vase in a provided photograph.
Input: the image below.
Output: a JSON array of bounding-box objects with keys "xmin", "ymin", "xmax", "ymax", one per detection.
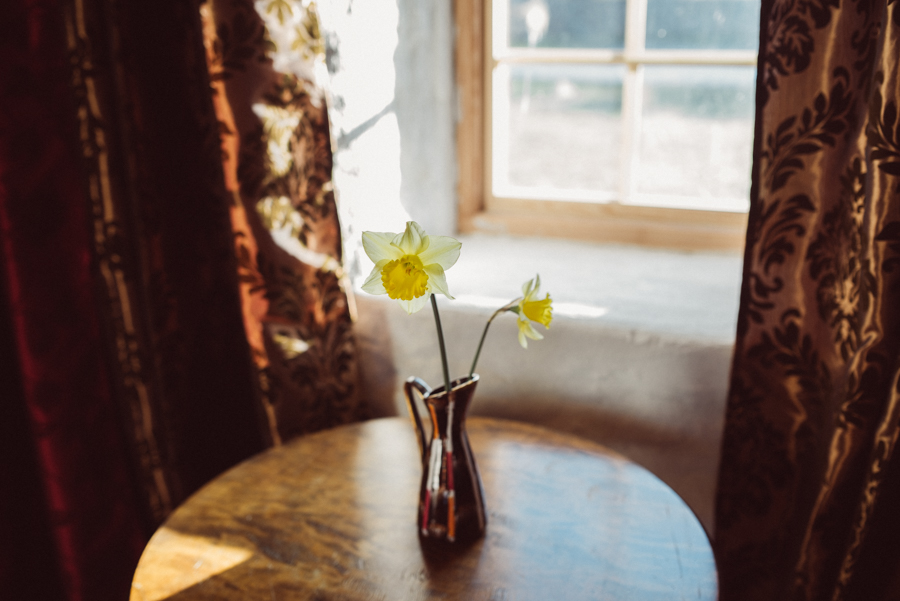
[{"xmin": 403, "ymin": 374, "xmax": 487, "ymax": 545}]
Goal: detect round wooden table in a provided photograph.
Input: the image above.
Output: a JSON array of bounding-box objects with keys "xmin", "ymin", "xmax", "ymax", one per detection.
[{"xmin": 130, "ymin": 417, "xmax": 717, "ymax": 600}]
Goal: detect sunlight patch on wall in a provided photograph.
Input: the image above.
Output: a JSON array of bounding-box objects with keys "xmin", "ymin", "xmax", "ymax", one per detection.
[{"xmin": 318, "ymin": 0, "xmax": 411, "ymax": 282}]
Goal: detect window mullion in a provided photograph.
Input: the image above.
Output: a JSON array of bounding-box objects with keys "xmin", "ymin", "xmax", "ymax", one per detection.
[
  {"xmin": 484, "ymin": 0, "xmax": 499, "ymax": 207},
  {"xmin": 624, "ymin": 0, "xmax": 648, "ymax": 59},
  {"xmin": 619, "ymin": 0, "xmax": 648, "ymax": 204},
  {"xmin": 491, "ymin": 0, "xmax": 507, "ymax": 61},
  {"xmin": 620, "ymin": 66, "xmax": 643, "ymax": 205},
  {"xmin": 491, "ymin": 65, "xmax": 511, "ymax": 195}
]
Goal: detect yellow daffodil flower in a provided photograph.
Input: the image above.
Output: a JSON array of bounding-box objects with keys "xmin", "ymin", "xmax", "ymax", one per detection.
[
  {"xmin": 468, "ymin": 274, "xmax": 554, "ymax": 375},
  {"xmin": 513, "ymin": 274, "xmax": 553, "ymax": 348},
  {"xmin": 361, "ymin": 221, "xmax": 461, "ymax": 314}
]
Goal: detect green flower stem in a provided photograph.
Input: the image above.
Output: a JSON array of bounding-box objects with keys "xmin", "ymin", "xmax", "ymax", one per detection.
[
  {"xmin": 430, "ymin": 294, "xmax": 452, "ymax": 400},
  {"xmin": 469, "ymin": 299, "xmax": 520, "ymax": 377}
]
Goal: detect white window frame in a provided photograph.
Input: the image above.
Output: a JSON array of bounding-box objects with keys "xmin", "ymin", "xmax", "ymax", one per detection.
[{"xmin": 455, "ymin": 0, "xmax": 757, "ymax": 250}]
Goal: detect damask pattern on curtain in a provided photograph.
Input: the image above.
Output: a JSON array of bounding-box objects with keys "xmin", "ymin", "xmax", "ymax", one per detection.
[
  {"xmin": 200, "ymin": 0, "xmax": 364, "ymax": 445},
  {"xmin": 715, "ymin": 0, "xmax": 900, "ymax": 599}
]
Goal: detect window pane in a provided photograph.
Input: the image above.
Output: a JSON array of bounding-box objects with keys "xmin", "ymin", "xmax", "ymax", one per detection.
[
  {"xmin": 635, "ymin": 65, "xmax": 755, "ymax": 210},
  {"xmin": 508, "ymin": 0, "xmax": 626, "ymax": 49},
  {"xmin": 646, "ymin": 0, "xmax": 760, "ymax": 50},
  {"xmin": 494, "ymin": 64, "xmax": 624, "ymax": 195}
]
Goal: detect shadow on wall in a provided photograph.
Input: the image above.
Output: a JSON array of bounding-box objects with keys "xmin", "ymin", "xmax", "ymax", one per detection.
[{"xmin": 355, "ymin": 293, "xmax": 399, "ymax": 418}]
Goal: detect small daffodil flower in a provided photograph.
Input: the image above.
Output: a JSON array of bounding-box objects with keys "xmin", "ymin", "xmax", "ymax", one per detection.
[
  {"xmin": 468, "ymin": 273, "xmax": 554, "ymax": 376},
  {"xmin": 361, "ymin": 221, "xmax": 462, "ymax": 314},
  {"xmin": 512, "ymin": 274, "xmax": 553, "ymax": 348}
]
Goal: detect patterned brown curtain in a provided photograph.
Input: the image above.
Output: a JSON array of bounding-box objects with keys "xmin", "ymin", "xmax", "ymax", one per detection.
[
  {"xmin": 201, "ymin": 0, "xmax": 364, "ymax": 444},
  {"xmin": 0, "ymin": 0, "xmax": 363, "ymax": 599},
  {"xmin": 715, "ymin": 0, "xmax": 900, "ymax": 599}
]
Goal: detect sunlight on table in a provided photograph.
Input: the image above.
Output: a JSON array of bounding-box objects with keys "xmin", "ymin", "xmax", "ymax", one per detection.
[{"xmin": 129, "ymin": 528, "xmax": 252, "ymax": 601}]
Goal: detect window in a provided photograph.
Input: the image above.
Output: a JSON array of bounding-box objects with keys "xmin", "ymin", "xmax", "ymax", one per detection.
[{"xmin": 456, "ymin": 0, "xmax": 760, "ymax": 250}]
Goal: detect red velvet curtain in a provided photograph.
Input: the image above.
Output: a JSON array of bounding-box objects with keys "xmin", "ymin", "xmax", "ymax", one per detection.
[
  {"xmin": 715, "ymin": 0, "xmax": 900, "ymax": 598},
  {"xmin": 0, "ymin": 0, "xmax": 362, "ymax": 599},
  {"xmin": 0, "ymin": 3, "xmax": 150, "ymax": 598}
]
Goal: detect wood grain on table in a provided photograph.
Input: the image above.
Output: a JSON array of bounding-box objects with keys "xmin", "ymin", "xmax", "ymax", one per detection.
[{"xmin": 130, "ymin": 417, "xmax": 717, "ymax": 600}]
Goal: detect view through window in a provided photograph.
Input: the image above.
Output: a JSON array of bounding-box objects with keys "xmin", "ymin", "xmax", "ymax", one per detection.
[{"xmin": 490, "ymin": 0, "xmax": 760, "ymax": 214}]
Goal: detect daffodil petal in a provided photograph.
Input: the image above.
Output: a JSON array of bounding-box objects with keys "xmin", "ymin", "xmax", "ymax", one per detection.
[
  {"xmin": 423, "ymin": 264, "xmax": 453, "ymax": 299},
  {"xmin": 418, "ymin": 235, "xmax": 461, "ymax": 270},
  {"xmin": 518, "ymin": 317, "xmax": 543, "ymax": 340},
  {"xmin": 361, "ymin": 260, "xmax": 389, "ymax": 295},
  {"xmin": 362, "ymin": 231, "xmax": 401, "ymax": 263},
  {"xmin": 522, "ymin": 276, "xmax": 536, "ymax": 298},
  {"xmin": 395, "ymin": 221, "xmax": 429, "ymax": 255},
  {"xmin": 516, "ymin": 317, "xmax": 541, "ymax": 348},
  {"xmin": 399, "ymin": 292, "xmax": 431, "ymax": 315}
]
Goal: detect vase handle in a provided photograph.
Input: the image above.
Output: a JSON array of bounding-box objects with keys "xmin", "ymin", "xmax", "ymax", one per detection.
[{"xmin": 403, "ymin": 377, "xmax": 431, "ymax": 465}]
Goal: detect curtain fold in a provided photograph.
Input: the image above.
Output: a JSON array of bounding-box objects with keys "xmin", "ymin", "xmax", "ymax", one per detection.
[
  {"xmin": 0, "ymin": 3, "xmax": 149, "ymax": 598},
  {"xmin": 62, "ymin": 0, "xmax": 269, "ymax": 523},
  {"xmin": 715, "ymin": 0, "xmax": 900, "ymax": 598},
  {"xmin": 0, "ymin": 0, "xmax": 362, "ymax": 599}
]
